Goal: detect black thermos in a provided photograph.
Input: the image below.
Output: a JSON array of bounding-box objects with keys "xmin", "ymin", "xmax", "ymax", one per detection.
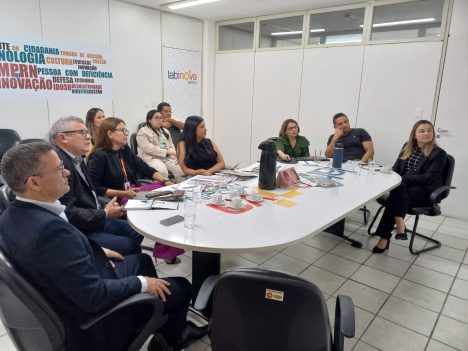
[{"xmin": 258, "ymin": 139, "xmax": 277, "ymax": 190}]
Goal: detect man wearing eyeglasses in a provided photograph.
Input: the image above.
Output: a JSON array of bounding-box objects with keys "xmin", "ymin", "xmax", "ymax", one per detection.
[
  {"xmin": 0, "ymin": 142, "xmax": 206, "ymax": 351},
  {"xmin": 50, "ymin": 116, "xmax": 143, "ymax": 256}
]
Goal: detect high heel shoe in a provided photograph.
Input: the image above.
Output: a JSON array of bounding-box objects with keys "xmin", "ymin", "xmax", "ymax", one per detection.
[
  {"xmin": 395, "ymin": 228, "xmax": 408, "ymax": 240},
  {"xmin": 372, "ymin": 239, "xmax": 390, "ymax": 254}
]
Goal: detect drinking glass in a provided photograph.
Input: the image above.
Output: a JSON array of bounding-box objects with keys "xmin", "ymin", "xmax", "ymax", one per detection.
[
  {"xmin": 184, "ymin": 198, "xmax": 196, "ymax": 229},
  {"xmin": 353, "ymin": 160, "xmax": 361, "ymax": 175},
  {"xmin": 193, "ymin": 185, "xmax": 202, "ymax": 204},
  {"xmin": 368, "ymin": 160, "xmax": 376, "ymax": 174}
]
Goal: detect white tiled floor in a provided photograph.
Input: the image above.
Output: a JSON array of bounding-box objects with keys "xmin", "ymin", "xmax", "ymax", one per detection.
[{"xmin": 1, "ymin": 203, "xmax": 468, "ymax": 351}]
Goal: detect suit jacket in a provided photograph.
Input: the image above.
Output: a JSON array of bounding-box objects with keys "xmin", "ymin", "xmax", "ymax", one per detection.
[
  {"xmin": 0, "ymin": 200, "xmax": 141, "ymax": 351},
  {"xmin": 392, "ymin": 144, "xmax": 446, "ymax": 194},
  {"xmin": 88, "ymin": 146, "xmax": 157, "ymax": 196},
  {"xmin": 56, "ymin": 147, "xmax": 107, "ymax": 233}
]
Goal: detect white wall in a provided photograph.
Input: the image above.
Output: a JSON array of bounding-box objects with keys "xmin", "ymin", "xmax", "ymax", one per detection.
[
  {"xmin": 433, "ymin": 0, "xmax": 468, "ymax": 219},
  {"xmin": 212, "ymin": 18, "xmax": 468, "ymax": 220},
  {"xmin": 0, "ymin": 0, "xmax": 202, "ymax": 137}
]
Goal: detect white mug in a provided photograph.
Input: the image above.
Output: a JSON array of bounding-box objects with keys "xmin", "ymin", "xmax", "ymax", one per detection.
[
  {"xmin": 229, "ymin": 189, "xmax": 239, "ymax": 199},
  {"xmin": 231, "ymin": 196, "xmax": 242, "ymax": 209},
  {"xmin": 211, "ymin": 193, "xmax": 223, "ymax": 205}
]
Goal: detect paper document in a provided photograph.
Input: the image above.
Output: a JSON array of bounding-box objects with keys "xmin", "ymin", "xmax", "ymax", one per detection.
[
  {"xmin": 151, "ymin": 201, "xmax": 179, "ymax": 210},
  {"xmin": 124, "ymin": 200, "xmax": 153, "ymax": 210}
]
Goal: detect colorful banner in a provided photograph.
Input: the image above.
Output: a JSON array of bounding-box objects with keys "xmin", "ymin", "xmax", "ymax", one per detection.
[
  {"xmin": 0, "ymin": 37, "xmax": 113, "ymax": 100},
  {"xmin": 163, "ymin": 47, "xmax": 201, "ymax": 120}
]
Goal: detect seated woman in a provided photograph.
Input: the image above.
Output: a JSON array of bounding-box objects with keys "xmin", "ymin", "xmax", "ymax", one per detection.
[
  {"xmin": 178, "ymin": 115, "xmax": 225, "ymax": 176},
  {"xmin": 137, "ymin": 109, "xmax": 184, "ymax": 183},
  {"xmin": 372, "ymin": 120, "xmax": 447, "ymax": 253},
  {"xmin": 85, "ymin": 107, "xmax": 105, "ymax": 144},
  {"xmin": 88, "ymin": 117, "xmax": 183, "ymax": 264},
  {"xmin": 276, "ymin": 119, "xmax": 310, "ymax": 161}
]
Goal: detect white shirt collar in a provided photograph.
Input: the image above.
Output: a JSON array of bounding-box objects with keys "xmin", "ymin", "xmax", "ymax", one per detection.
[{"xmin": 16, "ymin": 196, "xmax": 68, "ymax": 221}]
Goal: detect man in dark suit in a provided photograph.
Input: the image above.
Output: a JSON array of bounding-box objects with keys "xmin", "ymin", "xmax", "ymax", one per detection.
[
  {"xmin": 50, "ymin": 116, "xmax": 142, "ymax": 255},
  {"xmin": 0, "ymin": 142, "xmax": 206, "ymax": 351}
]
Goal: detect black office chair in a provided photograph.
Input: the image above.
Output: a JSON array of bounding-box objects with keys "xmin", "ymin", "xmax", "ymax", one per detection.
[
  {"xmin": 138, "ymin": 122, "xmax": 146, "ymax": 130},
  {"xmin": 130, "ymin": 133, "xmax": 138, "ymax": 155},
  {"xmin": 0, "ymin": 248, "xmax": 165, "ymax": 351},
  {"xmin": 367, "ymin": 154, "xmax": 455, "ymax": 254},
  {"xmin": 198, "ymin": 268, "xmax": 355, "ymax": 351},
  {"xmin": 0, "ymin": 129, "xmax": 21, "ymax": 170},
  {"xmin": 0, "ymin": 184, "xmax": 15, "ymax": 213},
  {"xmin": 18, "ymin": 138, "xmax": 48, "ymax": 144}
]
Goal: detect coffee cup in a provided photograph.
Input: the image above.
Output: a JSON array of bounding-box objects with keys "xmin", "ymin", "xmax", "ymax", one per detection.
[
  {"xmin": 211, "ymin": 193, "xmax": 223, "ymax": 205},
  {"xmin": 231, "ymin": 196, "xmax": 242, "ymax": 209},
  {"xmin": 228, "ymin": 189, "xmax": 239, "ymax": 199},
  {"xmin": 248, "ymin": 190, "xmax": 262, "ymax": 202}
]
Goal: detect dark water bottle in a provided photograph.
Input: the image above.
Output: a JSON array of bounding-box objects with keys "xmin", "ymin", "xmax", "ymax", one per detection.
[
  {"xmin": 258, "ymin": 139, "xmax": 277, "ymax": 190},
  {"xmin": 332, "ymin": 140, "xmax": 344, "ymax": 169}
]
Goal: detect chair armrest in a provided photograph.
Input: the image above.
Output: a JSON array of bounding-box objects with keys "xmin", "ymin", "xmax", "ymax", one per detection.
[
  {"xmin": 335, "ymin": 295, "xmax": 355, "ymax": 338},
  {"xmin": 193, "ymin": 275, "xmax": 219, "ymax": 311},
  {"xmin": 333, "ymin": 295, "xmax": 355, "ymax": 351},
  {"xmin": 79, "ymin": 293, "xmax": 163, "ymax": 330},
  {"xmin": 430, "ymin": 185, "xmax": 456, "ymax": 204}
]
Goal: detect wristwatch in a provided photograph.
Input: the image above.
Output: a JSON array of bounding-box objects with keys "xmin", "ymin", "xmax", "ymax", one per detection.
[{"xmin": 162, "ymin": 178, "xmax": 170, "ymax": 183}]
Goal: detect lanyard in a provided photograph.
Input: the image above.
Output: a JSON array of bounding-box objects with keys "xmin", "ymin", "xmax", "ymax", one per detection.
[{"xmin": 119, "ymin": 158, "xmax": 128, "ymax": 183}]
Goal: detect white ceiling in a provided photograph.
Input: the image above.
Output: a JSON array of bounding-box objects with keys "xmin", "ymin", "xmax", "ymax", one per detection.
[{"xmin": 119, "ymin": 0, "xmax": 363, "ymax": 21}]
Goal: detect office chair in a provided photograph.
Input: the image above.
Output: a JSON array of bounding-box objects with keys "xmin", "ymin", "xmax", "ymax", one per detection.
[
  {"xmin": 0, "ymin": 249, "xmax": 165, "ymax": 351},
  {"xmin": 18, "ymin": 138, "xmax": 48, "ymax": 144},
  {"xmin": 367, "ymin": 154, "xmax": 455, "ymax": 254},
  {"xmin": 0, "ymin": 184, "xmax": 15, "ymax": 213},
  {"xmin": 138, "ymin": 122, "xmax": 146, "ymax": 130},
  {"xmin": 197, "ymin": 268, "xmax": 355, "ymax": 351},
  {"xmin": 130, "ymin": 133, "xmax": 139, "ymax": 155},
  {"xmin": 0, "ymin": 129, "xmax": 21, "ymax": 169}
]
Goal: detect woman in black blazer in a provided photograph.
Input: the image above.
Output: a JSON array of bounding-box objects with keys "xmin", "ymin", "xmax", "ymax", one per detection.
[
  {"xmin": 373, "ymin": 120, "xmax": 447, "ymax": 253},
  {"xmin": 88, "ymin": 117, "xmax": 172, "ymax": 199}
]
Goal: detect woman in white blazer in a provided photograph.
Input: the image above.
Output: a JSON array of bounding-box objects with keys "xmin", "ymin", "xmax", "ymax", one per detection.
[{"xmin": 136, "ymin": 109, "xmax": 184, "ymax": 182}]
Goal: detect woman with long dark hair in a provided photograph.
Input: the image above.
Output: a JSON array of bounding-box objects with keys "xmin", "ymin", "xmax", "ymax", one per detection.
[
  {"xmin": 178, "ymin": 116, "xmax": 225, "ymax": 176},
  {"xmin": 137, "ymin": 109, "xmax": 184, "ymax": 182},
  {"xmin": 85, "ymin": 107, "xmax": 105, "ymax": 144},
  {"xmin": 276, "ymin": 118, "xmax": 310, "ymax": 161},
  {"xmin": 372, "ymin": 120, "xmax": 447, "ymax": 253}
]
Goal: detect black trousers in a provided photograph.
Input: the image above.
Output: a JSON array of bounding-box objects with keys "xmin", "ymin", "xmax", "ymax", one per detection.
[{"xmin": 375, "ymin": 182, "xmax": 431, "ymax": 240}]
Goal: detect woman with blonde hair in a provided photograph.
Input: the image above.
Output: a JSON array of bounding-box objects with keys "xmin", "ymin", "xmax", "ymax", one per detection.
[{"xmin": 372, "ymin": 120, "xmax": 447, "ymax": 253}]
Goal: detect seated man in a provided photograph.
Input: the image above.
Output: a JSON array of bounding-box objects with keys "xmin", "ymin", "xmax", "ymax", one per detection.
[
  {"xmin": 0, "ymin": 142, "xmax": 206, "ymax": 351},
  {"xmin": 158, "ymin": 102, "xmax": 184, "ymax": 145},
  {"xmin": 325, "ymin": 112, "xmax": 374, "ymax": 163},
  {"xmin": 50, "ymin": 116, "xmax": 142, "ymax": 255}
]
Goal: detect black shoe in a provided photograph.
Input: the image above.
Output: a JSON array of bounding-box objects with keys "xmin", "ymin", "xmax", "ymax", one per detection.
[
  {"xmin": 395, "ymin": 228, "xmax": 408, "ymax": 240},
  {"xmin": 172, "ymin": 322, "xmax": 208, "ymax": 351},
  {"xmin": 372, "ymin": 239, "xmax": 390, "ymax": 254}
]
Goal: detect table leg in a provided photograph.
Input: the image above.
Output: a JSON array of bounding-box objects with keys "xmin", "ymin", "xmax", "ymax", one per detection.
[
  {"xmin": 191, "ymin": 251, "xmax": 220, "ymax": 302},
  {"xmin": 325, "ymin": 219, "xmax": 363, "ymax": 248}
]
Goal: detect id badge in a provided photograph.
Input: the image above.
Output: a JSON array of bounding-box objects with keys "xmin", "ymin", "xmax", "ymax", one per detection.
[{"xmin": 124, "ymin": 181, "xmax": 131, "ymax": 190}]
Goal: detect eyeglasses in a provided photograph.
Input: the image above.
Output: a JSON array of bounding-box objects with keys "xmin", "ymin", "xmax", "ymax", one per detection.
[
  {"xmin": 61, "ymin": 129, "xmax": 90, "ymax": 138},
  {"xmin": 287, "ymin": 126, "xmax": 298, "ymax": 131},
  {"xmin": 24, "ymin": 160, "xmax": 66, "ymax": 184},
  {"xmin": 113, "ymin": 128, "xmax": 129, "ymax": 136},
  {"xmin": 152, "ymin": 116, "xmax": 163, "ymax": 120}
]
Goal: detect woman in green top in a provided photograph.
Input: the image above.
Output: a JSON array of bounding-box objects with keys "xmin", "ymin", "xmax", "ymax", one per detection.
[{"xmin": 276, "ymin": 119, "xmax": 310, "ymax": 161}]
